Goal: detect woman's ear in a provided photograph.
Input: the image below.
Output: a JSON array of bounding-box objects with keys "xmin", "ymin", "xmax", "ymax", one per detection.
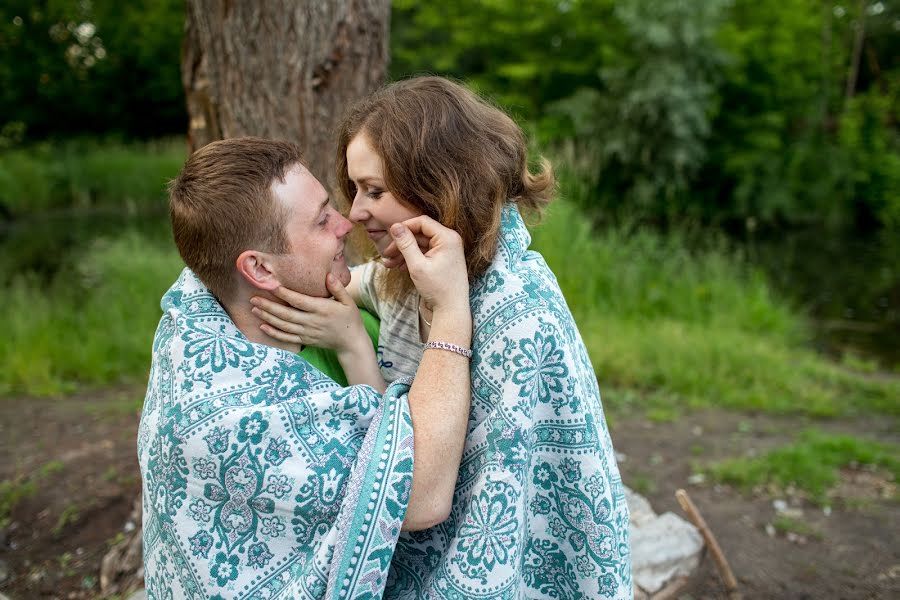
[{"xmin": 236, "ymin": 250, "xmax": 280, "ymax": 291}]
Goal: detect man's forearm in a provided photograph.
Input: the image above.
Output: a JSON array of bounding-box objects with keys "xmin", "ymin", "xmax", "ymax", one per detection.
[{"xmin": 403, "ymin": 301, "xmax": 472, "ymax": 531}]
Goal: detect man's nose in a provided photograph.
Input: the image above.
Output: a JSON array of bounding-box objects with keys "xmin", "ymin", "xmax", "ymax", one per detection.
[{"xmin": 334, "ymin": 213, "xmax": 353, "ymax": 238}]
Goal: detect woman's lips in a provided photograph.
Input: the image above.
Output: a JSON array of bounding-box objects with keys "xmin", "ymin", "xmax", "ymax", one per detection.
[{"xmin": 367, "ymin": 229, "xmax": 387, "ymax": 243}]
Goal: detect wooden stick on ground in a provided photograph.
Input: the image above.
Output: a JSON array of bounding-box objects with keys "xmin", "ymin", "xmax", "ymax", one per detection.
[{"xmin": 676, "ymin": 488, "xmax": 742, "ymax": 600}]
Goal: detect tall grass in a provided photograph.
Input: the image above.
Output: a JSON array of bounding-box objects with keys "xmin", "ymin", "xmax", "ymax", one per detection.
[
  {"xmin": 0, "ymin": 138, "xmax": 185, "ymax": 215},
  {"xmin": 531, "ymin": 177, "xmax": 900, "ymax": 418},
  {"xmin": 2, "ymin": 141, "xmax": 897, "ymax": 417},
  {"xmin": 1, "ymin": 233, "xmax": 184, "ymax": 395}
]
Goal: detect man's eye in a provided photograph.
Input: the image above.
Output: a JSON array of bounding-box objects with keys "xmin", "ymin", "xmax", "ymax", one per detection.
[{"xmin": 319, "ymin": 214, "xmax": 329, "ymax": 226}]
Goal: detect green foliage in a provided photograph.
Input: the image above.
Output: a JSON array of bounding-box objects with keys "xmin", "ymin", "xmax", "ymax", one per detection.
[
  {"xmin": 837, "ymin": 88, "xmax": 900, "ymax": 227},
  {"xmin": 0, "ymin": 137, "xmax": 184, "ymax": 215},
  {"xmin": 547, "ymin": 0, "xmax": 729, "ymax": 218},
  {"xmin": 531, "ymin": 175, "xmax": 900, "ymax": 417},
  {"xmin": 709, "ymin": 429, "xmax": 900, "ymax": 504},
  {"xmin": 0, "ymin": 232, "xmax": 184, "ymax": 395},
  {"xmin": 392, "ymin": 0, "xmax": 900, "ymax": 230},
  {"xmin": 0, "ymin": 0, "xmax": 185, "ymax": 139},
  {"xmin": 391, "ymin": 0, "xmax": 615, "ymax": 118}
]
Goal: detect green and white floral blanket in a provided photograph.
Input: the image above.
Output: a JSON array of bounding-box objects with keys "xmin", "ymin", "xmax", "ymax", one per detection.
[
  {"xmin": 384, "ymin": 205, "xmax": 632, "ymax": 599},
  {"xmin": 139, "ymin": 269, "xmax": 414, "ymax": 599}
]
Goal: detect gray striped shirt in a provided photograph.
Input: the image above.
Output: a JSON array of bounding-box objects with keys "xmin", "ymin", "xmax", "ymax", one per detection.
[{"xmin": 354, "ymin": 261, "xmax": 423, "ymax": 383}]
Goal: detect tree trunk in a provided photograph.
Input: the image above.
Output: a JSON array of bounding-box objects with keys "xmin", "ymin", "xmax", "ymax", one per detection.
[
  {"xmin": 845, "ymin": 0, "xmax": 866, "ymax": 101},
  {"xmin": 182, "ymin": 0, "xmax": 391, "ymax": 184},
  {"xmin": 107, "ymin": 5, "xmax": 390, "ymax": 592}
]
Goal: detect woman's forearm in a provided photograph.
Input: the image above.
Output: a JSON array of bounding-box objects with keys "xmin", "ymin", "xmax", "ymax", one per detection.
[
  {"xmin": 336, "ymin": 339, "xmax": 386, "ymax": 392},
  {"xmin": 402, "ymin": 300, "xmax": 472, "ymax": 531}
]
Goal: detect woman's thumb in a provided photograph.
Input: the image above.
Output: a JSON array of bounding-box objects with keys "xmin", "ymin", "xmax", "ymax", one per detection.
[
  {"xmin": 390, "ymin": 223, "xmax": 424, "ymax": 266},
  {"xmin": 326, "ymin": 273, "xmax": 351, "ymax": 303}
]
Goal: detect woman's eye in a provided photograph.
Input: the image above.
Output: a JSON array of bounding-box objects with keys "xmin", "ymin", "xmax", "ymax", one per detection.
[{"xmin": 368, "ymin": 189, "xmax": 384, "ymax": 200}]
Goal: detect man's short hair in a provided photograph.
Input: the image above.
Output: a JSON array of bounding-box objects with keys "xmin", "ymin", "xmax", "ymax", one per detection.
[{"xmin": 169, "ymin": 137, "xmax": 304, "ymax": 302}]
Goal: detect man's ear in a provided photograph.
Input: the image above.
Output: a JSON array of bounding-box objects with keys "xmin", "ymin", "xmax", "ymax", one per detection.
[{"xmin": 236, "ymin": 250, "xmax": 281, "ymax": 291}]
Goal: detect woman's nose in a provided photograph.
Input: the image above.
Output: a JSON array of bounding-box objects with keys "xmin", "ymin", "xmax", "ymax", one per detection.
[{"xmin": 348, "ymin": 193, "xmax": 368, "ymax": 223}]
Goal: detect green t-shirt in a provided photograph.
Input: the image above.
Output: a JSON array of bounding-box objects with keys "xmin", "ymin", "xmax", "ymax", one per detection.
[{"xmin": 298, "ymin": 309, "xmax": 380, "ymax": 386}]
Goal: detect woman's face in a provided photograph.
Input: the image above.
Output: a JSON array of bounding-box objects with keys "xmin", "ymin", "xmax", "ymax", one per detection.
[{"xmin": 347, "ymin": 133, "xmax": 423, "ymax": 256}]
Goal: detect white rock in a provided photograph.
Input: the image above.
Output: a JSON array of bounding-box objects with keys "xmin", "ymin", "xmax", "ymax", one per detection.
[
  {"xmin": 630, "ymin": 512, "xmax": 704, "ymax": 594},
  {"xmin": 624, "ymin": 485, "xmax": 657, "ymax": 527}
]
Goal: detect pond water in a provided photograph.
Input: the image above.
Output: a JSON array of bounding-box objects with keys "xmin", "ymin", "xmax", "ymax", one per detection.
[
  {"xmin": 745, "ymin": 228, "xmax": 899, "ymax": 369},
  {"xmin": 3, "ymin": 211, "xmax": 897, "ymax": 370}
]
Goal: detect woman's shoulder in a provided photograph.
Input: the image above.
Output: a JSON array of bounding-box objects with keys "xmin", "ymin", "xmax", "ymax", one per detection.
[{"xmin": 473, "ymin": 249, "xmax": 569, "ymax": 317}]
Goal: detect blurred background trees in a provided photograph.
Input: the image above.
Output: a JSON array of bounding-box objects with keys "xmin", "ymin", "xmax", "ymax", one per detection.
[{"xmin": 2, "ymin": 0, "xmax": 896, "ymax": 230}]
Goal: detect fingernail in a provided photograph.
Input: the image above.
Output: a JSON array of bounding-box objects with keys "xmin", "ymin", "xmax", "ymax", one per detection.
[
  {"xmin": 390, "ymin": 223, "xmax": 406, "ymax": 237},
  {"xmin": 326, "ymin": 273, "xmax": 333, "ymax": 283},
  {"xmin": 250, "ymin": 298, "xmax": 259, "ymax": 306}
]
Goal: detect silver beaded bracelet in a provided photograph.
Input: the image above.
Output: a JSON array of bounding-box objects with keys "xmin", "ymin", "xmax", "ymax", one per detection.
[{"xmin": 423, "ymin": 340, "xmax": 473, "ymax": 359}]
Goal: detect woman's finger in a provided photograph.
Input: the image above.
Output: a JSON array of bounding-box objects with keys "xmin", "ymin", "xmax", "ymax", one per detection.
[
  {"xmin": 398, "ymin": 215, "xmax": 449, "ymax": 238},
  {"xmin": 252, "ymin": 306, "xmax": 304, "ymax": 333},
  {"xmin": 325, "ymin": 274, "xmax": 353, "ymax": 305},
  {"xmin": 381, "ymin": 233, "xmax": 429, "ymax": 259},
  {"xmin": 259, "ymin": 323, "xmax": 303, "ymax": 345},
  {"xmin": 252, "ymin": 297, "xmax": 315, "ymax": 324},
  {"xmin": 270, "ymin": 286, "xmax": 319, "ymax": 310}
]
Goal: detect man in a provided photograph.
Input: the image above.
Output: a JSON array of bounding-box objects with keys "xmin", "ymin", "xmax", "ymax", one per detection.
[{"xmin": 139, "ymin": 138, "xmax": 472, "ymax": 599}]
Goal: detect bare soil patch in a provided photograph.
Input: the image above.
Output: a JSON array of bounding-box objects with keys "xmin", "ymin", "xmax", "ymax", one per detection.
[
  {"xmin": 0, "ymin": 387, "xmax": 143, "ymax": 599},
  {"xmin": 0, "ymin": 390, "xmax": 897, "ymax": 599},
  {"xmin": 611, "ymin": 409, "xmax": 900, "ymax": 599}
]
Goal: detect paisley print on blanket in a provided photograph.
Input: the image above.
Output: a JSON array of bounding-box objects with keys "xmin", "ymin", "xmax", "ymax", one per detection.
[
  {"xmin": 384, "ymin": 205, "xmax": 632, "ymax": 599},
  {"xmin": 139, "ymin": 269, "xmax": 414, "ymax": 599}
]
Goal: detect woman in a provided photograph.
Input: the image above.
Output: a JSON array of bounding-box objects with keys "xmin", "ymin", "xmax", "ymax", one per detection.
[{"xmin": 254, "ymin": 77, "xmax": 631, "ymax": 598}]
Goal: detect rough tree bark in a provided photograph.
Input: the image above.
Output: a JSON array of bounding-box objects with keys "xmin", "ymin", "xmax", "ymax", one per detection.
[
  {"xmin": 182, "ymin": 0, "xmax": 391, "ymax": 184},
  {"xmin": 101, "ymin": 5, "xmax": 389, "ymax": 593}
]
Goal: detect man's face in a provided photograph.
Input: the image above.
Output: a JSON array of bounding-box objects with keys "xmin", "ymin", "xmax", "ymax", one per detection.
[{"xmin": 268, "ymin": 165, "xmax": 352, "ymax": 297}]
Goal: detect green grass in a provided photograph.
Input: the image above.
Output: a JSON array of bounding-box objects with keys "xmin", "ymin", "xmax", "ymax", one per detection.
[
  {"xmin": 773, "ymin": 515, "xmax": 823, "ymax": 540},
  {"xmin": 0, "ymin": 232, "xmax": 184, "ymax": 395},
  {"xmin": 0, "ymin": 137, "xmax": 185, "ymax": 215},
  {"xmin": 532, "ymin": 194, "xmax": 900, "ymax": 418},
  {"xmin": 2, "ymin": 139, "xmax": 897, "ymax": 424},
  {"xmin": 708, "ymin": 429, "xmax": 900, "ymax": 505},
  {"xmin": 0, "ymin": 458, "xmax": 67, "ymax": 528}
]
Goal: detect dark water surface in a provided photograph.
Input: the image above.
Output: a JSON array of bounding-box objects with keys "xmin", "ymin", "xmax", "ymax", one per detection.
[
  {"xmin": 3, "ymin": 211, "xmax": 897, "ymax": 369},
  {"xmin": 747, "ymin": 227, "xmax": 899, "ymax": 369}
]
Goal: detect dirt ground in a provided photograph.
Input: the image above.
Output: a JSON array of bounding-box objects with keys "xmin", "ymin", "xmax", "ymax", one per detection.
[{"xmin": 0, "ymin": 387, "xmax": 897, "ymax": 599}]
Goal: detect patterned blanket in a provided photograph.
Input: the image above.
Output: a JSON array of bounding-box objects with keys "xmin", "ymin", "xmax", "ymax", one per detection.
[
  {"xmin": 139, "ymin": 269, "xmax": 414, "ymax": 599},
  {"xmin": 384, "ymin": 205, "xmax": 632, "ymax": 599}
]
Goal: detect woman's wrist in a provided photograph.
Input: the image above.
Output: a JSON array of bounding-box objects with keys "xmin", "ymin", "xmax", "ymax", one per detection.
[{"xmin": 428, "ymin": 308, "xmax": 472, "ymax": 348}]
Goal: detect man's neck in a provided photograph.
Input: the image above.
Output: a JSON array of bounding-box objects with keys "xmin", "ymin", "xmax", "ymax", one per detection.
[{"xmin": 226, "ymin": 296, "xmax": 302, "ymax": 355}]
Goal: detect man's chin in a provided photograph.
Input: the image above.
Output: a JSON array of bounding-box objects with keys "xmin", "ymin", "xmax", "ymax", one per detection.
[{"xmin": 334, "ymin": 267, "xmax": 352, "ymax": 288}]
